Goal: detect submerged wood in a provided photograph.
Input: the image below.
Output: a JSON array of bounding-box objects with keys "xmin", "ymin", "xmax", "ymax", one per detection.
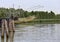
[{"xmin": 1, "ymin": 18, "xmax": 15, "ymax": 37}]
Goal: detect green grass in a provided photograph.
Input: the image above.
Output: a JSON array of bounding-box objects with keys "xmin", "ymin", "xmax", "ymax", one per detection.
[{"xmin": 15, "ymin": 19, "xmax": 60, "ymax": 24}]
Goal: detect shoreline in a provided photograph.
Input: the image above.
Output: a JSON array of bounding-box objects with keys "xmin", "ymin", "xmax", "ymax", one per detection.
[{"xmin": 14, "ymin": 19, "xmax": 60, "ymax": 24}]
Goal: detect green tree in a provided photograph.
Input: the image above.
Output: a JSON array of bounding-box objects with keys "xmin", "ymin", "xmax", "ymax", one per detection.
[{"xmin": 49, "ymin": 11, "xmax": 55, "ymax": 19}]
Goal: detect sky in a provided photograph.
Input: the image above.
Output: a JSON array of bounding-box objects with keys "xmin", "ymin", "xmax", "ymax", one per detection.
[{"xmin": 0, "ymin": 0, "xmax": 60, "ymax": 14}]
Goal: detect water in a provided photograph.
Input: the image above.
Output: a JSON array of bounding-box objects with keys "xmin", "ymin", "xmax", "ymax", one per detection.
[{"xmin": 0, "ymin": 24, "xmax": 60, "ymax": 42}]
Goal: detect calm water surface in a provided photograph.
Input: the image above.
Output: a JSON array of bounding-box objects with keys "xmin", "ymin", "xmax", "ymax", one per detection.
[{"xmin": 0, "ymin": 24, "xmax": 60, "ymax": 42}]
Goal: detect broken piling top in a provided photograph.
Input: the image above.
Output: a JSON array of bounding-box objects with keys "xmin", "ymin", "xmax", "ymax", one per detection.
[
  {"xmin": 0, "ymin": 14, "xmax": 14, "ymax": 22},
  {"xmin": 0, "ymin": 17, "xmax": 14, "ymax": 28},
  {"xmin": 0, "ymin": 18, "xmax": 9, "ymax": 28}
]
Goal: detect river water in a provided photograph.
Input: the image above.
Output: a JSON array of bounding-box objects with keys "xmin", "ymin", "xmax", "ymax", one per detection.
[{"xmin": 0, "ymin": 24, "xmax": 60, "ymax": 42}]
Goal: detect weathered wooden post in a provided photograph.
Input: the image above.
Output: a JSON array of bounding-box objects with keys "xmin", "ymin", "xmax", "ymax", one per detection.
[
  {"xmin": 10, "ymin": 14, "xmax": 15, "ymax": 32},
  {"xmin": 12, "ymin": 20, "xmax": 15, "ymax": 32},
  {"xmin": 1, "ymin": 19, "xmax": 4, "ymax": 38},
  {"xmin": 8, "ymin": 19, "xmax": 13, "ymax": 32},
  {"xmin": 4, "ymin": 19, "xmax": 9, "ymax": 37},
  {"xmin": 1, "ymin": 18, "xmax": 15, "ymax": 38}
]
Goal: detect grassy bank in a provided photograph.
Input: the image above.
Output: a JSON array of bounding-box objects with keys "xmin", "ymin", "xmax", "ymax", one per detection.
[{"xmin": 14, "ymin": 19, "xmax": 60, "ymax": 24}]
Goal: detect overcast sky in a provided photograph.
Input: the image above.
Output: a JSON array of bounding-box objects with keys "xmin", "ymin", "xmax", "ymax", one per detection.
[{"xmin": 0, "ymin": 0, "xmax": 60, "ymax": 14}]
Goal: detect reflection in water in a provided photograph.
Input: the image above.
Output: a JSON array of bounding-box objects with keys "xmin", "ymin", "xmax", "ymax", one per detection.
[
  {"xmin": 1, "ymin": 24, "xmax": 60, "ymax": 42},
  {"xmin": 1, "ymin": 37, "xmax": 4, "ymax": 42},
  {"xmin": 1, "ymin": 32, "xmax": 15, "ymax": 42},
  {"xmin": 15, "ymin": 24, "xmax": 58, "ymax": 42},
  {"xmin": 50, "ymin": 24, "xmax": 55, "ymax": 36},
  {"xmin": 9, "ymin": 32, "xmax": 14, "ymax": 42},
  {"xmin": 6, "ymin": 36, "xmax": 9, "ymax": 42}
]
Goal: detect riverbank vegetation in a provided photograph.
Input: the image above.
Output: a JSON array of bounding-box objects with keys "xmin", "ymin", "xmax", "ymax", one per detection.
[{"xmin": 0, "ymin": 8, "xmax": 60, "ymax": 24}]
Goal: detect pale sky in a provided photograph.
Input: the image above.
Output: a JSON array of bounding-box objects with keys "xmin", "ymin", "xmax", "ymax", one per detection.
[{"xmin": 0, "ymin": 0, "xmax": 60, "ymax": 14}]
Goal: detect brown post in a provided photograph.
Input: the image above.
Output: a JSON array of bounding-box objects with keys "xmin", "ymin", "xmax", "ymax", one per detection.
[
  {"xmin": 12, "ymin": 20, "xmax": 15, "ymax": 32},
  {"xmin": 4, "ymin": 19, "xmax": 9, "ymax": 37},
  {"xmin": 8, "ymin": 19, "xmax": 13, "ymax": 32},
  {"xmin": 1, "ymin": 19, "xmax": 4, "ymax": 38}
]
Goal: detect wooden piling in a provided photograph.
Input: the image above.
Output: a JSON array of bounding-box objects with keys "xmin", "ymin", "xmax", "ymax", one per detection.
[
  {"xmin": 4, "ymin": 20, "xmax": 9, "ymax": 37},
  {"xmin": 1, "ymin": 18, "xmax": 15, "ymax": 38},
  {"xmin": 12, "ymin": 20, "xmax": 15, "ymax": 32},
  {"xmin": 8, "ymin": 19, "xmax": 13, "ymax": 32},
  {"xmin": 1, "ymin": 19, "xmax": 4, "ymax": 38}
]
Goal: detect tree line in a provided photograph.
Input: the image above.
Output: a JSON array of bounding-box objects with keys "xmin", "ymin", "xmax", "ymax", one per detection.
[{"xmin": 0, "ymin": 8, "xmax": 60, "ymax": 19}]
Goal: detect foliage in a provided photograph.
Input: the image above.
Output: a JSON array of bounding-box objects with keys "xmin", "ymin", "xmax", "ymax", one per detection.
[{"xmin": 0, "ymin": 8, "xmax": 59, "ymax": 19}]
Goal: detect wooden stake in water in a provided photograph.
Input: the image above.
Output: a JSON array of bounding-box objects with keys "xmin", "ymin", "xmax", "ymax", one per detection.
[
  {"xmin": 12, "ymin": 20, "xmax": 15, "ymax": 32},
  {"xmin": 4, "ymin": 20, "xmax": 9, "ymax": 37},
  {"xmin": 9, "ymin": 19, "xmax": 13, "ymax": 32},
  {"xmin": 1, "ymin": 19, "xmax": 4, "ymax": 38}
]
